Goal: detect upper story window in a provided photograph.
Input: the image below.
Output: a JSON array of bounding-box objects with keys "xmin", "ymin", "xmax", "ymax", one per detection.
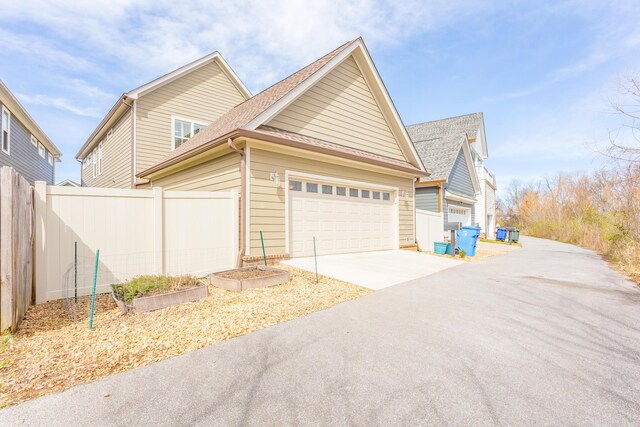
[
  {"xmin": 47, "ymin": 151, "xmax": 54, "ymax": 165},
  {"xmin": 38, "ymin": 142, "xmax": 45, "ymax": 158},
  {"xmin": 1, "ymin": 106, "xmax": 10, "ymax": 154},
  {"xmin": 173, "ymin": 117, "xmax": 207, "ymax": 150},
  {"xmin": 98, "ymin": 143, "xmax": 103, "ymax": 174},
  {"xmin": 31, "ymin": 135, "xmax": 38, "ymax": 147},
  {"xmin": 83, "ymin": 157, "xmax": 91, "ymax": 169},
  {"xmin": 92, "ymin": 149, "xmax": 97, "ymax": 178}
]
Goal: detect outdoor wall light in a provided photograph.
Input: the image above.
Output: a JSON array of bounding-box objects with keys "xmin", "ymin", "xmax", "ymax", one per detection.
[{"xmin": 270, "ymin": 171, "xmax": 280, "ymax": 187}]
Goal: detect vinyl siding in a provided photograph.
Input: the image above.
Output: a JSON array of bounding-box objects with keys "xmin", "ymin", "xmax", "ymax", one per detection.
[
  {"xmin": 448, "ymin": 149, "xmax": 475, "ymax": 197},
  {"xmin": 149, "ymin": 152, "xmax": 241, "ymax": 191},
  {"xmin": 0, "ymin": 101, "xmax": 54, "ymax": 184},
  {"xmin": 267, "ymin": 56, "xmax": 406, "ymax": 161},
  {"xmin": 249, "ymin": 147, "xmax": 414, "ymax": 256},
  {"xmin": 81, "ymin": 110, "xmax": 132, "ymax": 188},
  {"xmin": 415, "ymin": 187, "xmax": 439, "ymax": 213},
  {"xmin": 136, "ymin": 60, "xmax": 247, "ymax": 174}
]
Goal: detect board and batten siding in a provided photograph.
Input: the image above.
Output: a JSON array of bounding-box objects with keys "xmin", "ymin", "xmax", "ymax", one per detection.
[
  {"xmin": 148, "ymin": 152, "xmax": 241, "ymax": 192},
  {"xmin": 0, "ymin": 102, "xmax": 54, "ymax": 184},
  {"xmin": 267, "ymin": 56, "xmax": 407, "ymax": 162},
  {"xmin": 248, "ymin": 147, "xmax": 414, "ymax": 256},
  {"xmin": 135, "ymin": 60, "xmax": 247, "ymax": 174},
  {"xmin": 448, "ymin": 149, "xmax": 475, "ymax": 197},
  {"xmin": 415, "ymin": 187, "xmax": 439, "ymax": 213},
  {"xmin": 81, "ymin": 110, "xmax": 132, "ymax": 188}
]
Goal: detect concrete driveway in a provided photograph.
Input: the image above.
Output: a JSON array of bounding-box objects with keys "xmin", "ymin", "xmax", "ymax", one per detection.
[
  {"xmin": 2, "ymin": 237, "xmax": 640, "ymax": 425},
  {"xmin": 282, "ymin": 249, "xmax": 462, "ymax": 289}
]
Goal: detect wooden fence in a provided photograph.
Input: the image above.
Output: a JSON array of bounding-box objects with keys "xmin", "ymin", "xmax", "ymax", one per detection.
[{"xmin": 0, "ymin": 167, "xmax": 34, "ymax": 333}]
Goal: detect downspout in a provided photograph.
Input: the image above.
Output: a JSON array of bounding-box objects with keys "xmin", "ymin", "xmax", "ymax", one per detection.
[{"xmin": 227, "ymin": 138, "xmax": 246, "ymax": 267}]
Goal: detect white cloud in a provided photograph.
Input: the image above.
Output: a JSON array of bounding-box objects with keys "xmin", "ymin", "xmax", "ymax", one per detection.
[{"xmin": 17, "ymin": 93, "xmax": 103, "ymax": 118}]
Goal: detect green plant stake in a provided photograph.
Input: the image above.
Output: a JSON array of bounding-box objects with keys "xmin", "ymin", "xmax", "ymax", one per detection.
[
  {"xmin": 313, "ymin": 236, "xmax": 318, "ymax": 284},
  {"xmin": 89, "ymin": 249, "xmax": 100, "ymax": 330},
  {"xmin": 260, "ymin": 230, "xmax": 267, "ymax": 266}
]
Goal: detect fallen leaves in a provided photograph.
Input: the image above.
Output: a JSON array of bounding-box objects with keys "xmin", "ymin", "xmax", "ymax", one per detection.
[{"xmin": 0, "ymin": 266, "xmax": 371, "ymax": 408}]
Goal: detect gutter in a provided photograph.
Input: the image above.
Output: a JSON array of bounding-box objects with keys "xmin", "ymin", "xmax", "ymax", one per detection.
[{"xmin": 226, "ymin": 138, "xmax": 246, "ymax": 268}]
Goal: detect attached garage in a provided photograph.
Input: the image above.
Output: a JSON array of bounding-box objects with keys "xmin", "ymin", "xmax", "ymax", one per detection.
[
  {"xmin": 447, "ymin": 205, "xmax": 471, "ymax": 226},
  {"xmin": 288, "ymin": 176, "xmax": 396, "ymax": 256}
]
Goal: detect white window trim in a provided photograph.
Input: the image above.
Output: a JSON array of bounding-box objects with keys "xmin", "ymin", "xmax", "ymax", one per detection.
[
  {"xmin": 171, "ymin": 115, "xmax": 208, "ymax": 151},
  {"xmin": 283, "ymin": 169, "xmax": 400, "ymax": 255},
  {"xmin": 30, "ymin": 134, "xmax": 38, "ymax": 147},
  {"xmin": 98, "ymin": 143, "xmax": 103, "ymax": 175},
  {"xmin": 92, "ymin": 149, "xmax": 97, "ymax": 178},
  {"xmin": 47, "ymin": 151, "xmax": 54, "ymax": 165},
  {"xmin": 38, "ymin": 142, "xmax": 45, "ymax": 158},
  {"xmin": 1, "ymin": 106, "xmax": 10, "ymax": 155}
]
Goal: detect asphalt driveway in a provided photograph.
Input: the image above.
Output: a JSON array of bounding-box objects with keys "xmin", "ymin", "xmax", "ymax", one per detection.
[
  {"xmin": 2, "ymin": 237, "xmax": 639, "ymax": 425},
  {"xmin": 282, "ymin": 249, "xmax": 462, "ymax": 289}
]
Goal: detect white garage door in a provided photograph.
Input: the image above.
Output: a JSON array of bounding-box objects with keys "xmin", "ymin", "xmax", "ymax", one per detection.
[
  {"xmin": 448, "ymin": 205, "xmax": 471, "ymax": 226},
  {"xmin": 289, "ymin": 179, "xmax": 395, "ymax": 257}
]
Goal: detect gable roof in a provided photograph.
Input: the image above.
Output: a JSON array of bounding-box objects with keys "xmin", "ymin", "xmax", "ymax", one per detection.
[
  {"xmin": 0, "ymin": 80, "xmax": 61, "ymax": 158},
  {"xmin": 75, "ymin": 51, "xmax": 250, "ymax": 160},
  {"xmin": 409, "ymin": 130, "xmax": 480, "ymax": 193},
  {"xmin": 139, "ymin": 38, "xmax": 426, "ymax": 178}
]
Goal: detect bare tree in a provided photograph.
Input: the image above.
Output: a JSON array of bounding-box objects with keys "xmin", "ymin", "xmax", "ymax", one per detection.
[{"xmin": 607, "ymin": 74, "xmax": 640, "ymax": 163}]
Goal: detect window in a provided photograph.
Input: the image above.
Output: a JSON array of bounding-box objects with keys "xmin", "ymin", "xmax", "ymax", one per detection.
[
  {"xmin": 173, "ymin": 118, "xmax": 207, "ymax": 149},
  {"xmin": 107, "ymin": 128, "xmax": 113, "ymax": 140},
  {"xmin": 383, "ymin": 192, "xmax": 390, "ymax": 201},
  {"xmin": 336, "ymin": 186, "xmax": 346, "ymax": 196},
  {"xmin": 372, "ymin": 191, "xmax": 380, "ymax": 200},
  {"xmin": 349, "ymin": 188, "xmax": 358, "ymax": 197},
  {"xmin": 47, "ymin": 151, "xmax": 53, "ymax": 165},
  {"xmin": 31, "ymin": 135, "xmax": 38, "ymax": 147},
  {"xmin": 83, "ymin": 157, "xmax": 91, "ymax": 169},
  {"xmin": 289, "ymin": 180, "xmax": 302, "ymax": 191},
  {"xmin": 38, "ymin": 142, "xmax": 45, "ymax": 158},
  {"xmin": 361, "ymin": 190, "xmax": 370, "ymax": 198},
  {"xmin": 92, "ymin": 149, "xmax": 97, "ymax": 178},
  {"xmin": 1, "ymin": 106, "xmax": 10, "ymax": 154},
  {"xmin": 98, "ymin": 143, "xmax": 103, "ymax": 174},
  {"xmin": 306, "ymin": 182, "xmax": 318, "ymax": 193},
  {"xmin": 322, "ymin": 184, "xmax": 332, "ymax": 195}
]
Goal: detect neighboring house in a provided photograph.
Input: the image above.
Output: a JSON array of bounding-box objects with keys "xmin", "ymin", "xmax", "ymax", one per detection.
[
  {"xmin": 0, "ymin": 80, "xmax": 61, "ymax": 185},
  {"xmin": 407, "ymin": 112, "xmax": 497, "ymax": 238},
  {"xmin": 57, "ymin": 179, "xmax": 80, "ymax": 187},
  {"xmin": 75, "ymin": 52, "xmax": 251, "ymax": 188},
  {"xmin": 136, "ymin": 38, "xmax": 427, "ymax": 264}
]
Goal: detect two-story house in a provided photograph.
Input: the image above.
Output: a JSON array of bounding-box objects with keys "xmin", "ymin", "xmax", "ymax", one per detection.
[
  {"xmin": 407, "ymin": 112, "xmax": 497, "ymax": 238},
  {"xmin": 0, "ymin": 80, "xmax": 61, "ymax": 184},
  {"xmin": 75, "ymin": 52, "xmax": 251, "ymax": 187}
]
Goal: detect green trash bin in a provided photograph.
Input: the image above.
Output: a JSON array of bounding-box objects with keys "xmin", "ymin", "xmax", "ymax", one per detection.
[{"xmin": 510, "ymin": 229, "xmax": 520, "ymax": 243}]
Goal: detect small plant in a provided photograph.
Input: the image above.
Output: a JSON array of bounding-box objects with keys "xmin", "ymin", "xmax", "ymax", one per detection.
[
  {"xmin": 112, "ymin": 275, "xmax": 199, "ymax": 303},
  {"xmin": 459, "ymin": 249, "xmax": 466, "ymax": 258}
]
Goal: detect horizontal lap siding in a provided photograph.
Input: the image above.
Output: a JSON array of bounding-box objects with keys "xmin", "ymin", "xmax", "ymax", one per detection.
[
  {"xmin": 136, "ymin": 61, "xmax": 247, "ymax": 174},
  {"xmin": 416, "ymin": 187, "xmax": 439, "ymax": 213},
  {"xmin": 0, "ymin": 102, "xmax": 54, "ymax": 184},
  {"xmin": 267, "ymin": 56, "xmax": 406, "ymax": 162},
  {"xmin": 149, "ymin": 153, "xmax": 241, "ymax": 192},
  {"xmin": 81, "ymin": 111, "xmax": 132, "ymax": 188},
  {"xmin": 249, "ymin": 148, "xmax": 414, "ymax": 256}
]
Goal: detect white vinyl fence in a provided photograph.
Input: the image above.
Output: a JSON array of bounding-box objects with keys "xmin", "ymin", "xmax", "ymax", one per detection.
[
  {"xmin": 416, "ymin": 209, "xmax": 444, "ymax": 252},
  {"xmin": 34, "ymin": 183, "xmax": 238, "ymax": 303}
]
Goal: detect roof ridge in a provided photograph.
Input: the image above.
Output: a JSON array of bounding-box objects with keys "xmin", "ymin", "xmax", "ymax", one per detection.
[{"xmin": 407, "ymin": 112, "xmax": 483, "ymax": 127}]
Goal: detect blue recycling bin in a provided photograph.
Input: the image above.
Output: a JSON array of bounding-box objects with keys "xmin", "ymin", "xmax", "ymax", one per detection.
[
  {"xmin": 496, "ymin": 227, "xmax": 507, "ymax": 241},
  {"xmin": 456, "ymin": 226, "xmax": 481, "ymax": 256}
]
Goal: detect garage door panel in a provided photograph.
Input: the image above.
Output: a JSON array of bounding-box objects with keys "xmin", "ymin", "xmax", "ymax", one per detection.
[{"xmin": 290, "ymin": 178, "xmax": 395, "ymax": 257}]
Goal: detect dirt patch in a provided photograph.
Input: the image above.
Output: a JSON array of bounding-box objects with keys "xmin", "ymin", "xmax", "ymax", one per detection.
[
  {"xmin": 216, "ymin": 269, "xmax": 281, "ymax": 280},
  {"xmin": 0, "ymin": 265, "xmax": 371, "ymax": 408}
]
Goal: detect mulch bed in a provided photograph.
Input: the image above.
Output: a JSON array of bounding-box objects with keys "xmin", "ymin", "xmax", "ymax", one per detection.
[
  {"xmin": 0, "ymin": 266, "xmax": 371, "ymax": 408},
  {"xmin": 216, "ymin": 268, "xmax": 281, "ymax": 280}
]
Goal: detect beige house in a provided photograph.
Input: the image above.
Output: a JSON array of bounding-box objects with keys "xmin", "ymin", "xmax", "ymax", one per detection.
[
  {"xmin": 75, "ymin": 52, "xmax": 251, "ymax": 188},
  {"xmin": 135, "ymin": 38, "xmax": 427, "ymax": 264}
]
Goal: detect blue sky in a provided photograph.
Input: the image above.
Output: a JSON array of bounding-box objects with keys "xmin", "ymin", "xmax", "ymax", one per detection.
[{"xmin": 0, "ymin": 0, "xmax": 638, "ymax": 192}]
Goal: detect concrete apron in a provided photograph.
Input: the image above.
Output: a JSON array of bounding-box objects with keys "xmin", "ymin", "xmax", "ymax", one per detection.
[{"xmin": 282, "ymin": 249, "xmax": 463, "ymax": 290}]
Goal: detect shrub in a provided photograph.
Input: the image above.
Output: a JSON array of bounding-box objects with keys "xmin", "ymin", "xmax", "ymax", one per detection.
[{"xmin": 112, "ymin": 275, "xmax": 199, "ymax": 303}]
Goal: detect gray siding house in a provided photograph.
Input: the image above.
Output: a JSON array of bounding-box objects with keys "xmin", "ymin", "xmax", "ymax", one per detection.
[
  {"xmin": 0, "ymin": 80, "xmax": 60, "ymax": 184},
  {"xmin": 407, "ymin": 117, "xmax": 481, "ymax": 229}
]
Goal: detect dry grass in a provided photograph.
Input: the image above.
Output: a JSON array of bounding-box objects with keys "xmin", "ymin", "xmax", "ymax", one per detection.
[{"xmin": 0, "ymin": 265, "xmax": 371, "ymax": 408}]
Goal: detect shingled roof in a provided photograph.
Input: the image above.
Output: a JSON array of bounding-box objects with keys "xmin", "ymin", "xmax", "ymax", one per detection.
[
  {"xmin": 139, "ymin": 39, "xmax": 357, "ymax": 176},
  {"xmin": 406, "ymin": 113, "xmax": 483, "ymax": 144}
]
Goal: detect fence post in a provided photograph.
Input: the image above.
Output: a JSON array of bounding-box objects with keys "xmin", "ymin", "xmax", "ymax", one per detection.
[
  {"xmin": 153, "ymin": 187, "xmax": 165, "ymax": 275},
  {"xmin": 0, "ymin": 168, "xmax": 14, "ymax": 331},
  {"xmin": 34, "ymin": 181, "xmax": 48, "ymax": 304}
]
